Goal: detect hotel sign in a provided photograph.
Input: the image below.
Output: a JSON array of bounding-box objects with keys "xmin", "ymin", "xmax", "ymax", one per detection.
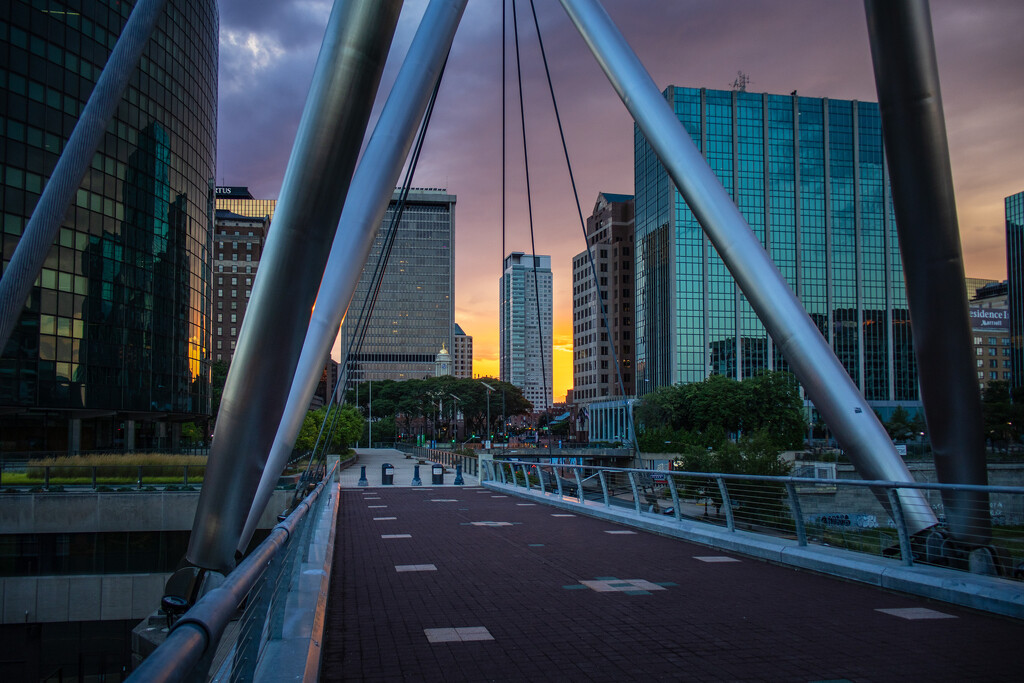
[{"xmin": 969, "ymin": 306, "xmax": 1009, "ymax": 331}]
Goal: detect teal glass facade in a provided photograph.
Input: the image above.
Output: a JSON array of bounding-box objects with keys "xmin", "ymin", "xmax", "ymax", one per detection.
[
  {"xmin": 0, "ymin": 0, "xmax": 218, "ymax": 451},
  {"xmin": 635, "ymin": 87, "xmax": 917, "ymax": 407},
  {"xmin": 1007, "ymin": 190, "xmax": 1024, "ymax": 389}
]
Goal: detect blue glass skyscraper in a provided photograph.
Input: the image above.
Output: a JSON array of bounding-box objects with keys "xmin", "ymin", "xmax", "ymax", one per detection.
[{"xmin": 634, "ymin": 87, "xmax": 917, "ymax": 410}]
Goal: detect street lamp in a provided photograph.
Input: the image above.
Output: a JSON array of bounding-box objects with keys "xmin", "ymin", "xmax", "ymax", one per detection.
[
  {"xmin": 448, "ymin": 392, "xmax": 463, "ymax": 443},
  {"xmin": 481, "ymin": 381, "xmax": 496, "ymax": 448}
]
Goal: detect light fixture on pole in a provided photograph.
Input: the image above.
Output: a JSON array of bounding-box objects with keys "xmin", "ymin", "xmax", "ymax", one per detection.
[{"xmin": 481, "ymin": 381, "xmax": 496, "ymax": 448}]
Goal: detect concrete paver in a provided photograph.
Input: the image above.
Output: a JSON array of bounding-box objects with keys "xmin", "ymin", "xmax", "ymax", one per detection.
[{"xmin": 320, "ymin": 482, "xmax": 1023, "ymax": 682}]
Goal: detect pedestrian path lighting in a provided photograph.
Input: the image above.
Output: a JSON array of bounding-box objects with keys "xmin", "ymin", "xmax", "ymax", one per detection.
[{"xmin": 481, "ymin": 381, "xmax": 496, "ymax": 448}]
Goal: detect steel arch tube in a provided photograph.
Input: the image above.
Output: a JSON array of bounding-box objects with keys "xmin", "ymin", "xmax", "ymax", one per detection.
[
  {"xmin": 236, "ymin": 0, "xmax": 467, "ymax": 554},
  {"xmin": 0, "ymin": 0, "xmax": 168, "ymax": 350},
  {"xmin": 187, "ymin": 0, "xmax": 403, "ymax": 573},
  {"xmin": 864, "ymin": 0, "xmax": 990, "ymax": 546},
  {"xmin": 558, "ymin": 0, "xmax": 937, "ymax": 535}
]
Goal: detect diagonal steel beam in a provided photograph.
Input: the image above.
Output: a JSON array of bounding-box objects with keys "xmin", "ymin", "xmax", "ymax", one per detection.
[
  {"xmin": 558, "ymin": 0, "xmax": 938, "ymax": 535},
  {"xmin": 236, "ymin": 0, "xmax": 468, "ymax": 554},
  {"xmin": 187, "ymin": 0, "xmax": 403, "ymax": 573},
  {"xmin": 865, "ymin": 0, "xmax": 990, "ymax": 546}
]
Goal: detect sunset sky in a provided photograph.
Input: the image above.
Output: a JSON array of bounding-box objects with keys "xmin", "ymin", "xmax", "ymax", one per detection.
[{"xmin": 217, "ymin": 0, "xmax": 1024, "ymax": 403}]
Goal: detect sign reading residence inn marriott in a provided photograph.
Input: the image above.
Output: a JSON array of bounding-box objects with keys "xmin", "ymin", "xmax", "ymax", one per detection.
[{"xmin": 969, "ymin": 306, "xmax": 1010, "ymax": 331}]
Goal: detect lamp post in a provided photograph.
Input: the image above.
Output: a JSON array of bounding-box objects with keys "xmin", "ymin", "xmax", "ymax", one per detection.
[
  {"xmin": 448, "ymin": 392, "xmax": 463, "ymax": 442},
  {"xmin": 481, "ymin": 381, "xmax": 496, "ymax": 449}
]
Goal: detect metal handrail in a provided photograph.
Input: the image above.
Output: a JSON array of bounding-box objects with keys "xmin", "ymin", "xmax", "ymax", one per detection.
[
  {"xmin": 490, "ymin": 459, "xmax": 1024, "ymax": 495},
  {"xmin": 486, "ymin": 458, "xmax": 1024, "ymax": 578},
  {"xmin": 127, "ymin": 461, "xmax": 337, "ymax": 682}
]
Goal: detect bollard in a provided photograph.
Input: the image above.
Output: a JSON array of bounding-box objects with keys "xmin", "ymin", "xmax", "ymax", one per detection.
[
  {"xmin": 357, "ymin": 466, "xmax": 368, "ymax": 487},
  {"xmin": 382, "ymin": 463, "xmax": 394, "ymax": 486},
  {"xmin": 454, "ymin": 463, "xmax": 464, "ymax": 485},
  {"xmin": 431, "ymin": 464, "xmax": 443, "ymax": 485},
  {"xmin": 412, "ymin": 465, "xmax": 422, "ymax": 486}
]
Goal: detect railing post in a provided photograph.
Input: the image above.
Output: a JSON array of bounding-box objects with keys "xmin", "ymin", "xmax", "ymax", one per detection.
[
  {"xmin": 628, "ymin": 471, "xmax": 641, "ymax": 514},
  {"xmin": 555, "ymin": 466, "xmax": 564, "ymax": 498},
  {"xmin": 667, "ymin": 473, "xmax": 681, "ymax": 521},
  {"xmin": 183, "ymin": 465, "xmax": 189, "ymax": 486},
  {"xmin": 574, "ymin": 466, "xmax": 585, "ymax": 504},
  {"xmin": 519, "ymin": 464, "xmax": 530, "ymax": 490},
  {"xmin": 886, "ymin": 487, "xmax": 915, "ymax": 566},
  {"xmin": 138, "ymin": 465, "xmax": 144, "ymax": 490},
  {"xmin": 785, "ymin": 482, "xmax": 807, "ymax": 546},
  {"xmin": 92, "ymin": 467, "xmax": 97, "ymax": 490},
  {"xmin": 716, "ymin": 477, "xmax": 735, "ymax": 531},
  {"xmin": 44, "ymin": 466, "xmax": 50, "ymax": 489},
  {"xmin": 538, "ymin": 465, "xmax": 547, "ymax": 495},
  {"xmin": 598, "ymin": 469, "xmax": 609, "ymax": 507}
]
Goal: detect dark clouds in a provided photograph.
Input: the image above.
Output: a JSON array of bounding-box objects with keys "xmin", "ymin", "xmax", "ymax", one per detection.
[{"xmin": 217, "ymin": 0, "xmax": 1024, "ymax": 395}]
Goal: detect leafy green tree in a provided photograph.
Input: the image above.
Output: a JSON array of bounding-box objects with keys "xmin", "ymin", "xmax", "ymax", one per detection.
[
  {"xmin": 883, "ymin": 405, "xmax": 914, "ymax": 441},
  {"xmin": 180, "ymin": 422, "xmax": 204, "ymax": 446},
  {"xmin": 295, "ymin": 404, "xmax": 364, "ymax": 454}
]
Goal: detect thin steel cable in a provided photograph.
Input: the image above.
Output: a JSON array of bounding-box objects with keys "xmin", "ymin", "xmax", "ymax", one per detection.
[
  {"xmin": 306, "ymin": 53, "xmax": 450, "ymax": 465},
  {"xmin": 511, "ymin": 0, "xmax": 552, "ymax": 428},
  {"xmin": 526, "ymin": 0, "xmax": 638, "ymax": 450}
]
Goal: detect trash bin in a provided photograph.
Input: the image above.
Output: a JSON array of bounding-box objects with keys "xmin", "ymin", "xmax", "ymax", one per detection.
[
  {"xmin": 382, "ymin": 463, "xmax": 394, "ymax": 485},
  {"xmin": 431, "ymin": 464, "xmax": 443, "ymax": 485}
]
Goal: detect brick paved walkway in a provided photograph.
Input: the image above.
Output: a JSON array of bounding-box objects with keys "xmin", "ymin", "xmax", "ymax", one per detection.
[{"xmin": 319, "ymin": 487, "xmax": 1023, "ymax": 682}]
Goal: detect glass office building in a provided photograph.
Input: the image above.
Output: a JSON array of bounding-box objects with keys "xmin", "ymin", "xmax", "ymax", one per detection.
[
  {"xmin": 501, "ymin": 252, "xmax": 553, "ymax": 412},
  {"xmin": 339, "ymin": 188, "xmax": 455, "ymax": 383},
  {"xmin": 635, "ymin": 87, "xmax": 917, "ymax": 410},
  {"xmin": 0, "ymin": 0, "xmax": 218, "ymax": 451},
  {"xmin": 1007, "ymin": 190, "xmax": 1024, "ymax": 390}
]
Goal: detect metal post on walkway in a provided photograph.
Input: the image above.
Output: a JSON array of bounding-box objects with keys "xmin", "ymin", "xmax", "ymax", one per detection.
[
  {"xmin": 188, "ymin": 0, "xmax": 403, "ymax": 573},
  {"xmin": 0, "ymin": 0, "xmax": 168, "ymax": 351},
  {"xmin": 238, "ymin": 0, "xmax": 468, "ymax": 555},
  {"xmin": 558, "ymin": 0, "xmax": 937, "ymax": 536}
]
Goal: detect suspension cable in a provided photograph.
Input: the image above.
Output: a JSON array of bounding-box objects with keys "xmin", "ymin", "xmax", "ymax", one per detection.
[
  {"xmin": 527, "ymin": 0, "xmax": 638, "ymax": 450},
  {"xmin": 511, "ymin": 0, "xmax": 552, "ymax": 433},
  {"xmin": 306, "ymin": 52, "xmax": 450, "ymax": 464}
]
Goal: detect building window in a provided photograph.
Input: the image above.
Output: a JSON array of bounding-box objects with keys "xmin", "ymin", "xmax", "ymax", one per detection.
[
  {"xmin": 230, "ymin": 327, "xmax": 236, "ymax": 336},
  {"xmin": 230, "ymin": 314, "xmax": 237, "ymax": 323},
  {"xmin": 973, "ymin": 336, "xmax": 982, "ymax": 345}
]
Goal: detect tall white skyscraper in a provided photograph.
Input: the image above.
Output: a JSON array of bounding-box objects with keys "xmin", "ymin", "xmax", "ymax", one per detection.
[{"xmin": 500, "ymin": 253, "xmax": 553, "ymax": 412}]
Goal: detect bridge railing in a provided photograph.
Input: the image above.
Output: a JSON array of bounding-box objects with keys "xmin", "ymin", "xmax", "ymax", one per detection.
[
  {"xmin": 393, "ymin": 443, "xmax": 479, "ymax": 477},
  {"xmin": 486, "ymin": 459, "xmax": 1024, "ymax": 578},
  {"xmin": 126, "ymin": 460, "xmax": 338, "ymax": 682}
]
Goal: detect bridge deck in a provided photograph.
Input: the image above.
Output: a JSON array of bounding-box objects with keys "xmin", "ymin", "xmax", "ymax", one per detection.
[{"xmin": 321, "ymin": 476, "xmax": 1021, "ymax": 680}]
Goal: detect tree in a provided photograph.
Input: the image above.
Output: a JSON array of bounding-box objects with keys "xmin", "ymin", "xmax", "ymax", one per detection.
[
  {"xmin": 295, "ymin": 404, "xmax": 364, "ymax": 454},
  {"xmin": 883, "ymin": 405, "xmax": 914, "ymax": 441}
]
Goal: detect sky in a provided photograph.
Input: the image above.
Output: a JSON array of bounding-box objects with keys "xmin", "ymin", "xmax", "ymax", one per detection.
[{"xmin": 217, "ymin": 0, "xmax": 1024, "ymax": 403}]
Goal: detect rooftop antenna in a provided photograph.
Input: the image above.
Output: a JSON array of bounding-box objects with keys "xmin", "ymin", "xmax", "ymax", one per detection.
[{"xmin": 730, "ymin": 70, "xmax": 750, "ymax": 92}]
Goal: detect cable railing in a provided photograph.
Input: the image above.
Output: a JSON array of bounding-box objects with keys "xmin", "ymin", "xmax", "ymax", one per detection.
[
  {"xmin": 126, "ymin": 461, "xmax": 337, "ymax": 682},
  {"xmin": 487, "ymin": 459, "xmax": 1024, "ymax": 579}
]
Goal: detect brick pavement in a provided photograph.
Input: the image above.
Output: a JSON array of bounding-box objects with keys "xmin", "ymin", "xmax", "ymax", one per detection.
[{"xmin": 319, "ymin": 487, "xmax": 1023, "ymax": 682}]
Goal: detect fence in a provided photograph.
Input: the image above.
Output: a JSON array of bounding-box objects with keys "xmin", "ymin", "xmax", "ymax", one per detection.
[
  {"xmin": 126, "ymin": 461, "xmax": 337, "ymax": 682},
  {"xmin": 393, "ymin": 444, "xmax": 480, "ymax": 477},
  {"xmin": 486, "ymin": 459, "xmax": 1024, "ymax": 578}
]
